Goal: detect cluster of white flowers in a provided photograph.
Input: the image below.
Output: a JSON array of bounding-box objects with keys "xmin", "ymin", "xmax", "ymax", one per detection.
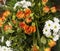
[
  {"xmin": 13, "ymin": 0, "xmax": 31, "ymax": 9},
  {"xmin": 43, "ymin": 17, "xmax": 60, "ymax": 41},
  {"xmin": 0, "ymin": 46, "xmax": 13, "ymax": 51},
  {"xmin": 0, "ymin": 36, "xmax": 13, "ymax": 51}
]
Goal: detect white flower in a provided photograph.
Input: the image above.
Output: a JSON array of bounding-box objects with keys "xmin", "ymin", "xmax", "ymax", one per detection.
[
  {"xmin": 0, "ymin": 46, "xmax": 2, "ymax": 51},
  {"xmin": 0, "ymin": 45, "xmax": 13, "ymax": 51},
  {"xmin": 53, "ymin": 32, "xmax": 57, "ymax": 36},
  {"xmin": 13, "ymin": 0, "xmax": 31, "ymax": 9},
  {"xmin": 6, "ymin": 48, "xmax": 13, "ymax": 51},
  {"xmin": 1, "ymin": 46, "xmax": 7, "ymax": 51},
  {"xmin": 6, "ymin": 40, "xmax": 11, "ymax": 47},
  {"xmin": 45, "ymin": 20, "xmax": 53, "ymax": 29},
  {"xmin": 54, "ymin": 17, "xmax": 60, "ymax": 23},
  {"xmin": 52, "ymin": 22, "xmax": 60, "ymax": 32},
  {"xmin": 53, "ymin": 35, "xmax": 59, "ymax": 41},
  {"xmin": 1, "ymin": 36, "xmax": 4, "ymax": 43},
  {"xmin": 13, "ymin": 2, "xmax": 22, "ymax": 9},
  {"xmin": 22, "ymin": 1, "xmax": 31, "ymax": 8},
  {"xmin": 43, "ymin": 27, "xmax": 51, "ymax": 37}
]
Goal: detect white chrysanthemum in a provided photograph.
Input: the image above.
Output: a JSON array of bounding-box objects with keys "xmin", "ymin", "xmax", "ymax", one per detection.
[
  {"xmin": 53, "ymin": 35, "xmax": 59, "ymax": 41},
  {"xmin": 54, "ymin": 17, "xmax": 60, "ymax": 23},
  {"xmin": 45, "ymin": 20, "xmax": 53, "ymax": 29},
  {"xmin": 52, "ymin": 22, "xmax": 60, "ymax": 33},
  {"xmin": 6, "ymin": 40, "xmax": 11, "ymax": 47},
  {"xmin": 14, "ymin": 0, "xmax": 31, "ymax": 9},
  {"xmin": 1, "ymin": 36, "xmax": 4, "ymax": 43},
  {"xmin": 43, "ymin": 27, "xmax": 51, "ymax": 37},
  {"xmin": 1, "ymin": 46, "xmax": 7, "ymax": 51},
  {"xmin": 13, "ymin": 2, "xmax": 22, "ymax": 9},
  {"xmin": 0, "ymin": 46, "xmax": 2, "ymax": 51},
  {"xmin": 7, "ymin": 48, "xmax": 13, "ymax": 51},
  {"xmin": 53, "ymin": 32, "xmax": 57, "ymax": 36}
]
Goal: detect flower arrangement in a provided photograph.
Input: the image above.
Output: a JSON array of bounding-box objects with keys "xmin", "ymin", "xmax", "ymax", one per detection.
[{"xmin": 0, "ymin": 0, "xmax": 60, "ymax": 51}]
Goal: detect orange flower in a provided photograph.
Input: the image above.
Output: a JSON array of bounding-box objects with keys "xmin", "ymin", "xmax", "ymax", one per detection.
[
  {"xmin": 32, "ymin": 26, "xmax": 36, "ymax": 32},
  {"xmin": 42, "ymin": 0, "xmax": 48, "ymax": 5},
  {"xmin": 19, "ymin": 22, "xmax": 26, "ymax": 29},
  {"xmin": 4, "ymin": 25, "xmax": 12, "ymax": 31},
  {"xmin": 30, "ymin": 26, "xmax": 36, "ymax": 33},
  {"xmin": 25, "ymin": 17, "xmax": 32, "ymax": 23},
  {"xmin": 48, "ymin": 40, "xmax": 56, "ymax": 48},
  {"xmin": 24, "ymin": 26, "xmax": 36, "ymax": 34},
  {"xmin": 32, "ymin": 45, "xmax": 39, "ymax": 51},
  {"xmin": 51, "ymin": 6, "xmax": 57, "ymax": 13},
  {"xmin": 43, "ymin": 6, "xmax": 50, "ymax": 13},
  {"xmin": 0, "ymin": 18, "xmax": 3, "ymax": 27},
  {"xmin": 2, "ymin": 16, "xmax": 6, "ymax": 21},
  {"xmin": 24, "ymin": 25, "xmax": 33, "ymax": 34},
  {"xmin": 44, "ymin": 47, "xmax": 51, "ymax": 51},
  {"xmin": 24, "ymin": 8, "xmax": 31, "ymax": 17},
  {"xmin": 3, "ymin": 10, "xmax": 11, "ymax": 17},
  {"xmin": 16, "ymin": 11, "xmax": 25, "ymax": 19}
]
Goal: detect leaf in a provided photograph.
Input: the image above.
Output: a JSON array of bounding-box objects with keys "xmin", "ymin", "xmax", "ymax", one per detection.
[
  {"xmin": 5, "ymin": 29, "xmax": 14, "ymax": 34},
  {"xmin": 41, "ymin": 36, "xmax": 46, "ymax": 44}
]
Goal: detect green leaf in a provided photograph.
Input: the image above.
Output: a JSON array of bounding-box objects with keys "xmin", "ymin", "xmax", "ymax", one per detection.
[
  {"xmin": 5, "ymin": 29, "xmax": 14, "ymax": 34},
  {"xmin": 41, "ymin": 36, "xmax": 46, "ymax": 45}
]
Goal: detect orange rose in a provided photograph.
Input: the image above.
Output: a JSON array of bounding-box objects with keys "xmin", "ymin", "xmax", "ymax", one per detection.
[
  {"xmin": 32, "ymin": 26, "xmax": 36, "ymax": 32},
  {"xmin": 44, "ymin": 47, "xmax": 51, "ymax": 51},
  {"xmin": 30, "ymin": 26, "xmax": 36, "ymax": 33},
  {"xmin": 24, "ymin": 26, "xmax": 33, "ymax": 34},
  {"xmin": 0, "ymin": 18, "xmax": 3, "ymax": 27},
  {"xmin": 24, "ymin": 26, "xmax": 36, "ymax": 34},
  {"xmin": 32, "ymin": 45, "xmax": 39, "ymax": 51},
  {"xmin": 24, "ymin": 8, "xmax": 31, "ymax": 17},
  {"xmin": 4, "ymin": 25, "xmax": 12, "ymax": 31},
  {"xmin": 43, "ymin": 6, "xmax": 50, "ymax": 13},
  {"xmin": 51, "ymin": 6, "xmax": 57, "ymax": 13},
  {"xmin": 0, "ymin": 18, "xmax": 2, "ymax": 22},
  {"xmin": 48, "ymin": 40, "xmax": 56, "ymax": 47},
  {"xmin": 19, "ymin": 22, "xmax": 26, "ymax": 29},
  {"xmin": 42, "ymin": 0, "xmax": 48, "ymax": 5},
  {"xmin": 25, "ymin": 17, "xmax": 32, "ymax": 23},
  {"xmin": 2, "ymin": 16, "xmax": 6, "ymax": 21},
  {"xmin": 3, "ymin": 10, "xmax": 11, "ymax": 17},
  {"xmin": 16, "ymin": 11, "xmax": 25, "ymax": 19}
]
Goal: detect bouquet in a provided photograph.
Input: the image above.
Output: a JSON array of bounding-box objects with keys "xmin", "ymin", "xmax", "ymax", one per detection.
[{"xmin": 0, "ymin": 0, "xmax": 60, "ymax": 51}]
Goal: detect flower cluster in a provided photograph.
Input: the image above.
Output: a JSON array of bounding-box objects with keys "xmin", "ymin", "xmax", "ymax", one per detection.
[
  {"xmin": 42, "ymin": 0, "xmax": 57, "ymax": 13},
  {"xmin": 16, "ymin": 8, "xmax": 36, "ymax": 34},
  {"xmin": 0, "ymin": 0, "xmax": 60, "ymax": 51},
  {"xmin": 0, "ymin": 37, "xmax": 12, "ymax": 51},
  {"xmin": 43, "ymin": 17, "xmax": 60, "ymax": 41},
  {"xmin": 14, "ymin": 0, "xmax": 31, "ymax": 9},
  {"xmin": 19, "ymin": 22, "xmax": 36, "ymax": 34},
  {"xmin": 0, "ymin": 46, "xmax": 13, "ymax": 51},
  {"xmin": 0, "ymin": 10, "xmax": 11, "ymax": 27}
]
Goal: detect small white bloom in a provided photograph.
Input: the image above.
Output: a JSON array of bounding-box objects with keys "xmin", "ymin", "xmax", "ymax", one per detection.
[
  {"xmin": 54, "ymin": 17, "xmax": 60, "ymax": 23},
  {"xmin": 13, "ymin": 0, "xmax": 31, "ymax": 9},
  {"xmin": 7, "ymin": 47, "xmax": 13, "ymax": 51},
  {"xmin": 6, "ymin": 40, "xmax": 11, "ymax": 47},
  {"xmin": 53, "ymin": 32, "xmax": 57, "ymax": 36},
  {"xmin": 13, "ymin": 2, "xmax": 22, "ymax": 9},
  {"xmin": 1, "ymin": 46, "xmax": 7, "ymax": 51},
  {"xmin": 52, "ymin": 22, "xmax": 60, "ymax": 32},
  {"xmin": 45, "ymin": 20, "xmax": 53, "ymax": 29},
  {"xmin": 43, "ymin": 27, "xmax": 51, "ymax": 37},
  {"xmin": 53, "ymin": 35, "xmax": 59, "ymax": 41},
  {"xmin": 1, "ymin": 36, "xmax": 4, "ymax": 43},
  {"xmin": 0, "ymin": 46, "xmax": 2, "ymax": 51}
]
